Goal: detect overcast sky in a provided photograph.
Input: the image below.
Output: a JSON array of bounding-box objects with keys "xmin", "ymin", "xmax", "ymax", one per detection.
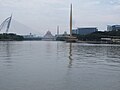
[{"xmin": 0, "ymin": 0, "xmax": 120, "ymax": 35}]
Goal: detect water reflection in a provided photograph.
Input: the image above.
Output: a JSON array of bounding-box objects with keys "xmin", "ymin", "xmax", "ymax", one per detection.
[
  {"xmin": 0, "ymin": 41, "xmax": 120, "ymax": 90},
  {"xmin": 106, "ymin": 46, "xmax": 120, "ymax": 58},
  {"xmin": 68, "ymin": 43, "xmax": 73, "ymax": 68},
  {"xmin": 105, "ymin": 46, "xmax": 120, "ymax": 66},
  {"xmin": 67, "ymin": 43, "xmax": 120, "ymax": 69},
  {"xmin": 0, "ymin": 41, "xmax": 13, "ymax": 66},
  {"xmin": 5, "ymin": 42, "xmax": 11, "ymax": 60},
  {"xmin": 45, "ymin": 42, "xmax": 52, "ymax": 55}
]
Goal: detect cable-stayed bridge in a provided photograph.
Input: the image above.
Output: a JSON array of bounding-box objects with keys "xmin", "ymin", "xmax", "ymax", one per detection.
[
  {"xmin": 0, "ymin": 15, "xmax": 39, "ymax": 35},
  {"xmin": 0, "ymin": 15, "xmax": 12, "ymax": 33}
]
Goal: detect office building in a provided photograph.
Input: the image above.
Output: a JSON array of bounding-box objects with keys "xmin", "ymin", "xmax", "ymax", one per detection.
[
  {"xmin": 107, "ymin": 25, "xmax": 120, "ymax": 31},
  {"xmin": 72, "ymin": 27, "xmax": 98, "ymax": 35}
]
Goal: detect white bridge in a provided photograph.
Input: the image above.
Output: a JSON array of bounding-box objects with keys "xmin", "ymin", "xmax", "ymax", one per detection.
[{"xmin": 0, "ymin": 15, "xmax": 12, "ymax": 33}]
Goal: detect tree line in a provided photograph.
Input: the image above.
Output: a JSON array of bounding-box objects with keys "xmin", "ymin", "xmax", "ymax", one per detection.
[{"xmin": 0, "ymin": 33, "xmax": 24, "ymax": 41}]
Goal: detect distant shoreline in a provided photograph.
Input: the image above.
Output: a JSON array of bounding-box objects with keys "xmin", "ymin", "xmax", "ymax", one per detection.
[
  {"xmin": 77, "ymin": 40, "xmax": 120, "ymax": 44},
  {"xmin": 0, "ymin": 33, "xmax": 24, "ymax": 41},
  {"xmin": 0, "ymin": 40, "xmax": 120, "ymax": 44}
]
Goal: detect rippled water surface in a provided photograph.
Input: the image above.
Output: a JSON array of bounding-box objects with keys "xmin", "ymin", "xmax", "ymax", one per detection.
[{"xmin": 0, "ymin": 41, "xmax": 120, "ymax": 90}]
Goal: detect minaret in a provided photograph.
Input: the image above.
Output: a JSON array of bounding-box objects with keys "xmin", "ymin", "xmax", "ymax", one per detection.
[
  {"xmin": 70, "ymin": 4, "xmax": 72, "ymax": 37},
  {"xmin": 57, "ymin": 25, "xmax": 59, "ymax": 36}
]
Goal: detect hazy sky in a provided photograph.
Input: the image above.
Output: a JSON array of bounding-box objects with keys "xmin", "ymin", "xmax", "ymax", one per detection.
[{"xmin": 0, "ymin": 0, "xmax": 120, "ymax": 35}]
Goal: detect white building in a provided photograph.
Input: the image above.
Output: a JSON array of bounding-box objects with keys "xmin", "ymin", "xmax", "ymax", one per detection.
[{"xmin": 42, "ymin": 31, "xmax": 55, "ymax": 41}]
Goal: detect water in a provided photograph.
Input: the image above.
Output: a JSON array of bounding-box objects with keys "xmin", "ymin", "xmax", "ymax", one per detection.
[{"xmin": 0, "ymin": 41, "xmax": 120, "ymax": 90}]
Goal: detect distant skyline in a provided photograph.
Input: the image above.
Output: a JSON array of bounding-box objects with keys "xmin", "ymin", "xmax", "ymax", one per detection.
[{"xmin": 0, "ymin": 0, "xmax": 120, "ymax": 35}]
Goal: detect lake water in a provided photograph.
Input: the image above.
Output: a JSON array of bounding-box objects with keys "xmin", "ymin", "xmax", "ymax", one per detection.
[{"xmin": 0, "ymin": 41, "xmax": 120, "ymax": 90}]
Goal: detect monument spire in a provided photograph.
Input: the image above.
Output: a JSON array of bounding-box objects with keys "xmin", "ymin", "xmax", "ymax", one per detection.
[
  {"xmin": 65, "ymin": 3, "xmax": 78, "ymax": 42},
  {"xmin": 70, "ymin": 4, "xmax": 72, "ymax": 37}
]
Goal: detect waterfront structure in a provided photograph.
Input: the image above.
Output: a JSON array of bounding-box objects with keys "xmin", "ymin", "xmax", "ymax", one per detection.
[
  {"xmin": 23, "ymin": 33, "xmax": 34, "ymax": 38},
  {"xmin": 23, "ymin": 33, "xmax": 42, "ymax": 40},
  {"xmin": 72, "ymin": 27, "xmax": 98, "ymax": 35},
  {"xmin": 42, "ymin": 31, "xmax": 55, "ymax": 41},
  {"xmin": 55, "ymin": 31, "xmax": 69, "ymax": 41},
  {"xmin": 107, "ymin": 25, "xmax": 120, "ymax": 31}
]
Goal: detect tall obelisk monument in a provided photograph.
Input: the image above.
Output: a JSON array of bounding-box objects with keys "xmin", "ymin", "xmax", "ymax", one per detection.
[
  {"xmin": 65, "ymin": 4, "xmax": 78, "ymax": 42},
  {"xmin": 70, "ymin": 4, "xmax": 72, "ymax": 37}
]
